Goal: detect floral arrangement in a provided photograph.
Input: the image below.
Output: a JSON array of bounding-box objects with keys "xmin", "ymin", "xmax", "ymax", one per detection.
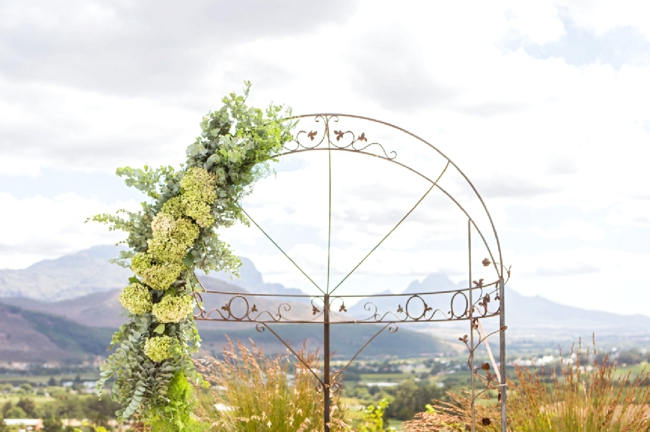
[{"xmin": 92, "ymin": 83, "xmax": 293, "ymax": 430}]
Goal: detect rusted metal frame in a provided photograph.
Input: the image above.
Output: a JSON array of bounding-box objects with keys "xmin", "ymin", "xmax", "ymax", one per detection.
[
  {"xmin": 193, "ymin": 285, "xmax": 501, "ymax": 324},
  {"xmin": 196, "ymin": 281, "xmax": 500, "ymax": 298},
  {"xmin": 283, "ymin": 114, "xmax": 397, "ymax": 160},
  {"xmin": 271, "ymin": 113, "xmax": 505, "ymax": 317},
  {"xmin": 468, "ymin": 219, "xmax": 476, "ymax": 432},
  {"xmin": 324, "ymin": 128, "xmax": 333, "ymax": 432},
  {"xmin": 197, "ymin": 290, "xmax": 314, "ymax": 298},
  {"xmin": 193, "ymin": 283, "xmax": 502, "ymax": 324},
  {"xmin": 323, "ymin": 295, "xmax": 331, "ymax": 431},
  {"xmin": 326, "ymin": 282, "xmax": 501, "ymax": 296},
  {"xmin": 277, "ymin": 113, "xmax": 504, "ymax": 279},
  {"xmin": 193, "ymin": 313, "xmax": 501, "ymax": 325},
  {"xmin": 499, "ymin": 278, "xmax": 507, "ymax": 432},
  {"xmin": 196, "ymin": 114, "xmax": 508, "ymax": 429}
]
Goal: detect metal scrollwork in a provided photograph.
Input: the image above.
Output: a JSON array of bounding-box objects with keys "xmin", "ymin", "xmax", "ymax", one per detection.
[
  {"xmin": 283, "ymin": 114, "xmax": 397, "ymax": 160},
  {"xmin": 193, "ymin": 284, "xmax": 500, "ymax": 324}
]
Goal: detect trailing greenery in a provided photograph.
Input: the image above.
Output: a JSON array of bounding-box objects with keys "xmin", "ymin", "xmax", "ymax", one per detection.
[{"xmin": 91, "ymin": 83, "xmax": 293, "ymax": 430}]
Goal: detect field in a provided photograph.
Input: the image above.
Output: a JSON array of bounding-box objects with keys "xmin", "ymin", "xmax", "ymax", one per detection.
[{"xmin": 0, "ymin": 344, "xmax": 647, "ymax": 431}]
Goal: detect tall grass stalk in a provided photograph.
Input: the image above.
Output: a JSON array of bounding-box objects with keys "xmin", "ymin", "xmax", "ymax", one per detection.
[
  {"xmin": 193, "ymin": 339, "xmax": 349, "ymax": 431},
  {"xmin": 404, "ymin": 340, "xmax": 650, "ymax": 431}
]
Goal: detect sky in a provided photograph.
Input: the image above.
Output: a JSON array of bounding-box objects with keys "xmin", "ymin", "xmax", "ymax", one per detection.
[{"xmin": 1, "ymin": 0, "xmax": 649, "ymax": 315}]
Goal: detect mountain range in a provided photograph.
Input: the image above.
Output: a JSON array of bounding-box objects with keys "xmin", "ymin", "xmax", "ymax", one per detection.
[
  {"xmin": 0, "ymin": 302, "xmax": 113, "ymax": 364},
  {"xmin": 0, "ymin": 246, "xmax": 449, "ymax": 364},
  {"xmin": 0, "ymin": 245, "xmax": 130, "ymax": 301},
  {"xmin": 1, "ymin": 245, "xmax": 648, "ymax": 364}
]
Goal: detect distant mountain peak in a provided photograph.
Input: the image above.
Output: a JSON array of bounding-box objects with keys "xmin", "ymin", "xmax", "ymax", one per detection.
[
  {"xmin": 238, "ymin": 257, "xmax": 264, "ymax": 285},
  {"xmin": 211, "ymin": 256, "xmax": 305, "ymax": 296},
  {"xmin": 26, "ymin": 245, "xmax": 124, "ymax": 271},
  {"xmin": 405, "ymin": 272, "xmax": 457, "ymax": 293},
  {"xmin": 0, "ymin": 244, "xmax": 129, "ymax": 302}
]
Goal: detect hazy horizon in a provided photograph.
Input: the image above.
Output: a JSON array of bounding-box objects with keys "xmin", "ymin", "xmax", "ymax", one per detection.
[{"xmin": 3, "ymin": 243, "xmax": 649, "ymax": 321}]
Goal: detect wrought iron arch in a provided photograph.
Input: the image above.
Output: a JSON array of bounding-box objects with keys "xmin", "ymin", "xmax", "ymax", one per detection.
[{"xmin": 193, "ymin": 113, "xmax": 509, "ymax": 432}]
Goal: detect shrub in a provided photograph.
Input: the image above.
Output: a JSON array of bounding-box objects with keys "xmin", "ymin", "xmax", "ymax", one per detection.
[
  {"xmin": 383, "ymin": 380, "xmax": 445, "ymax": 420},
  {"xmin": 4, "ymin": 405, "xmax": 27, "ymax": 419},
  {"xmin": 356, "ymin": 398, "xmax": 395, "ymax": 432}
]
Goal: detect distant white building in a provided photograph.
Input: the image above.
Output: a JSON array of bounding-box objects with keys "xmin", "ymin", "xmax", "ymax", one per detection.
[{"xmin": 3, "ymin": 418, "xmax": 43, "ymax": 430}]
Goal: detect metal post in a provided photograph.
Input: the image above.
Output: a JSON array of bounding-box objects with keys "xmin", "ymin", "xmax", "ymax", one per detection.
[
  {"xmin": 499, "ymin": 278, "xmax": 507, "ymax": 431},
  {"xmin": 323, "ymin": 294, "xmax": 331, "ymax": 432},
  {"xmin": 324, "ymin": 110, "xmax": 333, "ymax": 432},
  {"xmin": 468, "ymin": 220, "xmax": 476, "ymax": 432}
]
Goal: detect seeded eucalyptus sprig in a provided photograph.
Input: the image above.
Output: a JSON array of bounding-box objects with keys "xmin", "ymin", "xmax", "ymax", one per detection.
[{"xmin": 92, "ymin": 82, "xmax": 293, "ymax": 430}]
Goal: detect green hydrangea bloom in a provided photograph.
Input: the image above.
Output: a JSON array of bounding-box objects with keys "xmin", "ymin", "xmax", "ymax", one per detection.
[
  {"xmin": 141, "ymin": 263, "xmax": 184, "ymax": 291},
  {"xmin": 144, "ymin": 336, "xmax": 174, "ymax": 362},
  {"xmin": 131, "ymin": 252, "xmax": 152, "ymax": 276},
  {"xmin": 152, "ymin": 294, "xmax": 194, "ymax": 323},
  {"xmin": 119, "ymin": 283, "xmax": 152, "ymax": 315},
  {"xmin": 180, "ymin": 167, "xmax": 217, "ymax": 204},
  {"xmin": 147, "ymin": 237, "xmax": 187, "ymax": 264},
  {"xmin": 161, "ymin": 196, "xmax": 185, "ymax": 219},
  {"xmin": 148, "ymin": 216, "xmax": 199, "ymax": 263},
  {"xmin": 170, "ymin": 217, "xmax": 200, "ymax": 245},
  {"xmin": 181, "ymin": 196, "xmax": 214, "ymax": 228},
  {"xmin": 151, "ymin": 212, "xmax": 176, "ymax": 236},
  {"xmin": 153, "ymin": 211, "xmax": 200, "ymax": 244},
  {"xmin": 161, "ymin": 195, "xmax": 215, "ymax": 228}
]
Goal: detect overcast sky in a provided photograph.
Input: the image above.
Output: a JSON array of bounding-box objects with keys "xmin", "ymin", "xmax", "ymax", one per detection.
[{"xmin": 1, "ymin": 1, "xmax": 649, "ymax": 315}]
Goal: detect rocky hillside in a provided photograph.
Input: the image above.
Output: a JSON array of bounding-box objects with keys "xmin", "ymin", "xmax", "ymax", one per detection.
[{"xmin": 0, "ymin": 302, "xmax": 113, "ymax": 363}]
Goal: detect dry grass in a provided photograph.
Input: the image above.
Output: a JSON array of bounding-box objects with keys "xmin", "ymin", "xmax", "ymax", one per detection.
[
  {"xmin": 404, "ymin": 341, "xmax": 650, "ymax": 432},
  {"xmin": 193, "ymin": 338, "xmax": 349, "ymax": 432}
]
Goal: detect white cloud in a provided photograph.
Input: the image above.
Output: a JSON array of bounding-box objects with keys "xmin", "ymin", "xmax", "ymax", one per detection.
[
  {"xmin": 510, "ymin": 248, "xmax": 650, "ymax": 315},
  {"xmin": 606, "ymin": 199, "xmax": 650, "ymax": 228},
  {"xmin": 0, "ymin": 192, "xmax": 137, "ymax": 268},
  {"xmin": 1, "ymin": 0, "xmax": 649, "ymax": 315},
  {"xmin": 504, "ymin": 1, "xmax": 566, "ymax": 44},
  {"xmin": 0, "ymin": 77, "xmax": 198, "ymax": 173},
  {"xmin": 559, "ymin": 0, "xmax": 650, "ymax": 40}
]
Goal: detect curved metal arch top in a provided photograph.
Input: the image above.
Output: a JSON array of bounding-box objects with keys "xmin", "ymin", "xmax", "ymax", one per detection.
[{"xmin": 269, "ymin": 113, "xmax": 505, "ymax": 280}]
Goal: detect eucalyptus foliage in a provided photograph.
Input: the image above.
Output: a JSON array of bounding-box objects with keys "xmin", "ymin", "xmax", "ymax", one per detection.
[{"xmin": 92, "ymin": 83, "xmax": 293, "ymax": 430}]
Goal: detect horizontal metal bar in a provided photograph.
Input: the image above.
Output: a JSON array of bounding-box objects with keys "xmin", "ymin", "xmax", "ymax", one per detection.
[
  {"xmin": 199, "ymin": 289, "xmax": 315, "ymax": 298},
  {"xmin": 198, "ymin": 281, "xmax": 499, "ymax": 299},
  {"xmin": 194, "ymin": 313, "xmax": 500, "ymax": 324}
]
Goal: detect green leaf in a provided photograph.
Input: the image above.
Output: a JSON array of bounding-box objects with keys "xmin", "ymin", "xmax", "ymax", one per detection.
[
  {"xmin": 154, "ymin": 324, "xmax": 166, "ymax": 334},
  {"xmin": 182, "ymin": 253, "xmax": 194, "ymax": 268}
]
